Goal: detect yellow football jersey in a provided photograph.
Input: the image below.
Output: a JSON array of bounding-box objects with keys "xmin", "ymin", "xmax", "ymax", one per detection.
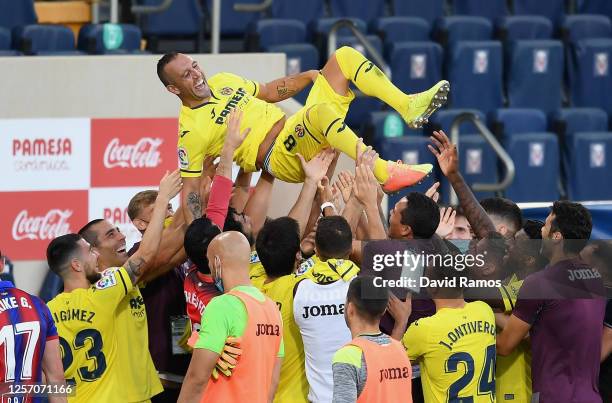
[
  {"xmin": 249, "ymin": 250, "xmax": 267, "ymax": 290},
  {"xmin": 402, "ymin": 301, "xmax": 496, "ymax": 403},
  {"xmin": 113, "ymin": 281, "xmax": 163, "ymax": 402},
  {"xmin": 496, "ymin": 277, "xmax": 531, "ymax": 402},
  {"xmin": 261, "ymin": 274, "xmax": 308, "ymax": 403},
  {"xmin": 177, "ymin": 72, "xmax": 285, "ymax": 176},
  {"xmin": 47, "ymin": 267, "xmax": 132, "ymax": 403}
]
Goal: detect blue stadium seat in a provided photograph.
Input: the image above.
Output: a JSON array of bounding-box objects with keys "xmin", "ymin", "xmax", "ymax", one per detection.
[
  {"xmin": 13, "ymin": 25, "xmax": 79, "ymax": 55},
  {"xmin": 507, "ymin": 40, "xmax": 564, "ymax": 113},
  {"xmin": 267, "ymin": 43, "xmax": 319, "ymax": 104},
  {"xmin": 77, "ymin": 24, "xmax": 146, "ymax": 54},
  {"xmin": 441, "ymin": 134, "xmax": 498, "ymax": 202},
  {"xmin": 568, "ymin": 38, "xmax": 612, "ymax": 114},
  {"xmin": 0, "ymin": 50, "xmax": 20, "ymax": 56},
  {"xmin": 566, "ymin": 132, "xmax": 612, "ymax": 200},
  {"xmin": 577, "ymin": 0, "xmax": 612, "ymax": 19},
  {"xmin": 330, "ymin": 0, "xmax": 385, "ymax": 26},
  {"xmin": 141, "ymin": 0, "xmax": 203, "ymax": 36},
  {"xmin": 312, "ymin": 17, "xmax": 367, "ymax": 37},
  {"xmin": 430, "ymin": 109, "xmax": 486, "ymax": 135},
  {"xmin": 513, "ymin": 0, "xmax": 566, "ymax": 26},
  {"xmin": 378, "ymin": 136, "xmax": 439, "ymax": 202},
  {"xmin": 391, "ymin": 0, "xmax": 444, "ymax": 26},
  {"xmin": 0, "ymin": 0, "xmax": 36, "ymax": 30},
  {"xmin": 448, "ymin": 41, "xmax": 503, "ymax": 114},
  {"xmin": 336, "ymin": 35, "xmax": 383, "ymax": 62},
  {"xmin": 345, "ymin": 98, "xmax": 383, "ymax": 133},
  {"xmin": 562, "ymin": 15, "xmax": 612, "ymax": 43},
  {"xmin": 312, "ymin": 18, "xmax": 367, "ymax": 61},
  {"xmin": 491, "ymin": 108, "xmax": 548, "ymax": 137},
  {"xmin": 390, "ymin": 41, "xmax": 443, "ymax": 94},
  {"xmin": 497, "ymin": 16, "xmax": 553, "ymax": 41},
  {"xmin": 363, "ymin": 111, "xmax": 408, "ymax": 149},
  {"xmin": 373, "ymin": 17, "xmax": 430, "ymax": 56},
  {"xmin": 553, "ymin": 108, "xmax": 609, "ymax": 141},
  {"xmin": 452, "ymin": 0, "xmax": 507, "ymax": 21},
  {"xmin": 249, "ymin": 19, "xmax": 307, "ymax": 51},
  {"xmin": 504, "ymin": 132, "xmax": 560, "ymax": 202},
  {"xmin": 271, "ymin": 0, "xmax": 325, "ymax": 25},
  {"xmin": 205, "ymin": 0, "xmax": 260, "ymax": 36},
  {"xmin": 0, "ymin": 27, "xmax": 10, "ymax": 50},
  {"xmin": 435, "ymin": 16, "xmax": 493, "ymax": 45}
]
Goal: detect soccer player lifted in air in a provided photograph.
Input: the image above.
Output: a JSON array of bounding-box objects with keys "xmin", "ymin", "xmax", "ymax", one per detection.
[
  {"xmin": 46, "ymin": 171, "xmax": 182, "ymax": 403},
  {"xmin": 156, "ymin": 46, "xmax": 450, "ymax": 223}
]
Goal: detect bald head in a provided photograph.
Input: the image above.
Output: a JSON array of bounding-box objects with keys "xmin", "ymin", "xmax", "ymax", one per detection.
[{"xmin": 207, "ymin": 231, "xmax": 252, "ymax": 291}]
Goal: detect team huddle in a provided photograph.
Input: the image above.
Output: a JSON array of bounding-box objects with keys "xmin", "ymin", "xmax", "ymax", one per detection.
[{"xmin": 0, "ymin": 46, "xmax": 610, "ymax": 403}]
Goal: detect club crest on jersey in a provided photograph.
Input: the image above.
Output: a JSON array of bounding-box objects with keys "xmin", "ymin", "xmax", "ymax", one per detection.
[
  {"xmin": 178, "ymin": 147, "xmax": 189, "ymax": 169},
  {"xmin": 95, "ymin": 274, "xmax": 117, "ymax": 290},
  {"xmin": 295, "ymin": 124, "xmax": 305, "ymax": 138},
  {"xmin": 220, "ymin": 87, "xmax": 234, "ymax": 96},
  {"xmin": 250, "ymin": 251, "xmax": 260, "ymax": 264}
]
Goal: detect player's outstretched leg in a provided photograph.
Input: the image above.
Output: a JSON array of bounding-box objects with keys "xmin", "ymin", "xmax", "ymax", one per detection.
[
  {"xmin": 308, "ymin": 104, "xmax": 432, "ymax": 192},
  {"xmin": 325, "ymin": 46, "xmax": 449, "ymax": 129}
]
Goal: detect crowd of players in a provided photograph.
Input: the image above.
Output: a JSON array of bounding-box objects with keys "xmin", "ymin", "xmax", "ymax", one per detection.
[{"xmin": 1, "ymin": 45, "xmax": 611, "ymax": 403}]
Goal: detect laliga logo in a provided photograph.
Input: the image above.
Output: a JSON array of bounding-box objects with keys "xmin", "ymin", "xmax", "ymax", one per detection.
[
  {"xmin": 12, "ymin": 209, "xmax": 73, "ymax": 241},
  {"xmin": 103, "ymin": 137, "xmax": 163, "ymax": 168}
]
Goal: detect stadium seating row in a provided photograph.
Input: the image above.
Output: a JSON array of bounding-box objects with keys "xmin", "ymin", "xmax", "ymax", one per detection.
[
  {"xmin": 366, "ymin": 107, "xmax": 612, "ymax": 203},
  {"xmin": 0, "ymin": 24, "xmax": 146, "ymax": 55}
]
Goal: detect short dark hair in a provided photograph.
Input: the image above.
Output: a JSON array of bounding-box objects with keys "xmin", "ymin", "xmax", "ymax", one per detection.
[
  {"xmin": 47, "ymin": 234, "xmax": 82, "ymax": 276},
  {"xmin": 315, "ymin": 216, "xmax": 352, "ymax": 260},
  {"xmin": 522, "ymin": 219, "xmax": 544, "ymax": 240},
  {"xmin": 400, "ymin": 192, "xmax": 440, "ymax": 239},
  {"xmin": 184, "ymin": 217, "xmax": 221, "ymax": 274},
  {"xmin": 224, "ymin": 207, "xmax": 254, "ymax": 246},
  {"xmin": 480, "ymin": 197, "xmax": 523, "ymax": 234},
  {"xmin": 157, "ymin": 52, "xmax": 179, "ymax": 86},
  {"xmin": 78, "ymin": 219, "xmax": 104, "ymax": 247},
  {"xmin": 256, "ymin": 217, "xmax": 300, "ymax": 278},
  {"xmin": 550, "ymin": 201, "xmax": 592, "ymax": 254},
  {"xmin": 346, "ymin": 276, "xmax": 389, "ymax": 323},
  {"xmin": 127, "ymin": 190, "xmax": 158, "ymax": 220}
]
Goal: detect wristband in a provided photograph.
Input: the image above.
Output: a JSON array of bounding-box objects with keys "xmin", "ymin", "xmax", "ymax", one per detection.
[{"xmin": 320, "ymin": 202, "xmax": 337, "ymax": 216}]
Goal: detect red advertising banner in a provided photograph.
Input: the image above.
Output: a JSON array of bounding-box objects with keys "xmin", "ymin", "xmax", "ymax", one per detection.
[
  {"xmin": 91, "ymin": 118, "xmax": 178, "ymax": 187},
  {"xmin": 0, "ymin": 191, "xmax": 89, "ymax": 260}
]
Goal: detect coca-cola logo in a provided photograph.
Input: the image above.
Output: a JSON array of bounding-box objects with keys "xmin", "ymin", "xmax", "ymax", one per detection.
[
  {"xmin": 12, "ymin": 209, "xmax": 73, "ymax": 241},
  {"xmin": 103, "ymin": 137, "xmax": 163, "ymax": 169},
  {"xmin": 12, "ymin": 138, "xmax": 72, "ymax": 156}
]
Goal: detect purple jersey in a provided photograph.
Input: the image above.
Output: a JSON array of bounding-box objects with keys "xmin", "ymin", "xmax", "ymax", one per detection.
[
  {"xmin": 513, "ymin": 258, "xmax": 605, "ymax": 403},
  {"xmin": 0, "ymin": 281, "xmax": 58, "ymax": 402}
]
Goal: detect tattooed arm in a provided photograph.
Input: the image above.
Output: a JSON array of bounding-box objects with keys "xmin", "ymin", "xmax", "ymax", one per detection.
[
  {"xmin": 428, "ymin": 130, "xmax": 495, "ymax": 239},
  {"xmin": 256, "ymin": 70, "xmax": 318, "ymax": 103},
  {"xmin": 181, "ymin": 176, "xmax": 202, "ymax": 225},
  {"xmin": 125, "ymin": 170, "xmax": 183, "ymax": 285}
]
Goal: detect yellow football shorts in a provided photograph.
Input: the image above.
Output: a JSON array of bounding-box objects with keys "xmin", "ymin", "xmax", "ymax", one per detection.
[{"xmin": 266, "ymin": 73, "xmax": 355, "ymax": 183}]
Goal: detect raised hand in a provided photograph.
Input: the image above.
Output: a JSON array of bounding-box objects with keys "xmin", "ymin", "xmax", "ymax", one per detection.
[
  {"xmin": 224, "ymin": 108, "xmax": 251, "ymax": 150},
  {"xmin": 428, "ymin": 130, "xmax": 459, "ymax": 177},
  {"xmin": 333, "ymin": 171, "xmax": 354, "ymax": 204},
  {"xmin": 297, "ymin": 148, "xmax": 336, "ymax": 185},
  {"xmin": 158, "ymin": 170, "xmax": 183, "ymax": 201},
  {"xmin": 436, "ymin": 207, "xmax": 457, "ymax": 239},
  {"xmin": 353, "ymin": 164, "xmax": 378, "ymax": 207},
  {"xmin": 425, "ymin": 181, "xmax": 441, "ymax": 203}
]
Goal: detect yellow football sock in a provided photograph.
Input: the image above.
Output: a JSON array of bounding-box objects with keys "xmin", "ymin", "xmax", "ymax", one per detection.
[
  {"xmin": 335, "ymin": 46, "xmax": 409, "ymax": 116},
  {"xmin": 307, "ymin": 104, "xmax": 390, "ymax": 182}
]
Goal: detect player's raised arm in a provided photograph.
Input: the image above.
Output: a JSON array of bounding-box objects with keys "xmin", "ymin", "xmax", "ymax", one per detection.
[
  {"xmin": 125, "ymin": 170, "xmax": 183, "ymax": 284},
  {"xmin": 256, "ymin": 70, "xmax": 319, "ymax": 103}
]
